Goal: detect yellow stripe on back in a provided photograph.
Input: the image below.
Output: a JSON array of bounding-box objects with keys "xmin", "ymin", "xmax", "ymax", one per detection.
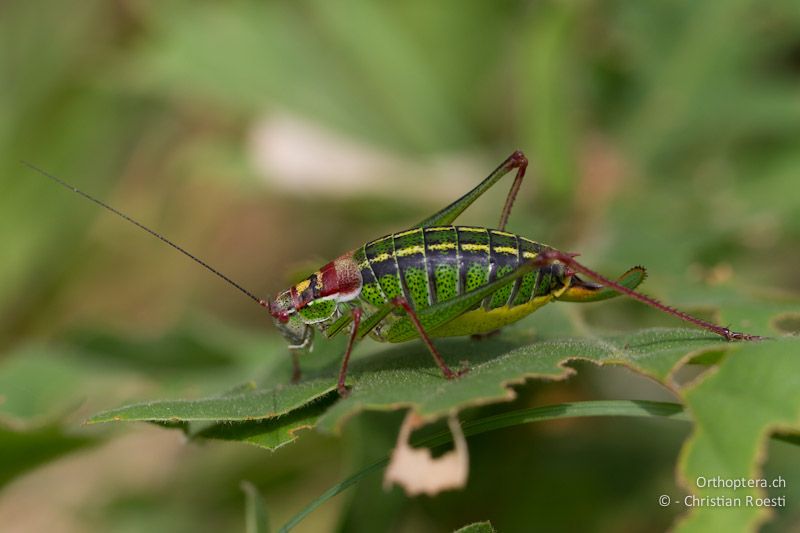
[
  {"xmin": 458, "ymin": 227, "xmax": 487, "ymax": 233},
  {"xmin": 493, "ymin": 246, "xmax": 517, "ymax": 255},
  {"xmin": 372, "ymin": 252, "xmax": 393, "ymax": 263},
  {"xmin": 461, "ymin": 243, "xmax": 490, "ymax": 253},
  {"xmin": 395, "ymin": 245, "xmax": 424, "ymax": 257},
  {"xmin": 428, "ymin": 242, "xmax": 456, "ymax": 251},
  {"xmin": 395, "ymin": 228, "xmax": 421, "ymax": 238}
]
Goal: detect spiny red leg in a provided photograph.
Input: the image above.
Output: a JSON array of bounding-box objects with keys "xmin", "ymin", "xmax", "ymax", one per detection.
[
  {"xmin": 498, "ymin": 151, "xmax": 529, "ymax": 231},
  {"xmin": 533, "ymin": 250, "xmax": 765, "ymax": 341},
  {"xmin": 391, "ymin": 297, "xmax": 466, "ymax": 379},
  {"xmin": 337, "ymin": 307, "xmax": 363, "ymax": 397}
]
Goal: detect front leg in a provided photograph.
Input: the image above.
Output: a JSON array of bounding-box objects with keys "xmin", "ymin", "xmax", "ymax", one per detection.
[
  {"xmin": 337, "ymin": 307, "xmax": 363, "ymax": 397},
  {"xmin": 287, "ymin": 326, "xmax": 314, "ymax": 384},
  {"xmin": 290, "ymin": 351, "xmax": 302, "ymax": 383}
]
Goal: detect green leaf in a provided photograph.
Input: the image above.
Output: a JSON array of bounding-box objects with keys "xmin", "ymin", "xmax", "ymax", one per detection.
[
  {"xmin": 85, "ymin": 325, "xmax": 751, "ymax": 440},
  {"xmin": 86, "ymin": 328, "xmax": 727, "ymax": 441},
  {"xmin": 87, "ymin": 379, "xmax": 336, "ymax": 424},
  {"xmin": 87, "ymin": 379, "xmax": 338, "ymax": 452},
  {"xmin": 453, "ymin": 521, "xmax": 495, "ymax": 533},
  {"xmin": 675, "ymin": 338, "xmax": 800, "ymax": 532},
  {"xmin": 195, "ymin": 398, "xmax": 334, "ymax": 451},
  {"xmin": 316, "ymin": 328, "xmax": 730, "ymax": 433}
]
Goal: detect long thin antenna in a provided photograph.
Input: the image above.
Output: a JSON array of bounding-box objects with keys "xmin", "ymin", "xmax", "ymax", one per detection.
[{"xmin": 23, "ymin": 161, "xmax": 267, "ymax": 308}]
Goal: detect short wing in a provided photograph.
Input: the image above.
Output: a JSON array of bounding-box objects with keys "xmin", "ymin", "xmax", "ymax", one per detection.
[{"xmin": 556, "ymin": 266, "xmax": 647, "ymax": 303}]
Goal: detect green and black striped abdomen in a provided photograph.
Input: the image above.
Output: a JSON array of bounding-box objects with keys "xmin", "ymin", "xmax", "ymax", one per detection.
[{"xmin": 354, "ymin": 225, "xmax": 566, "ymax": 312}]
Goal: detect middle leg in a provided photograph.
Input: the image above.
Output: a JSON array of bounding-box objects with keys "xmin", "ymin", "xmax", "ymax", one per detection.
[
  {"xmin": 337, "ymin": 307, "xmax": 363, "ymax": 397},
  {"xmin": 391, "ymin": 297, "xmax": 467, "ymax": 379}
]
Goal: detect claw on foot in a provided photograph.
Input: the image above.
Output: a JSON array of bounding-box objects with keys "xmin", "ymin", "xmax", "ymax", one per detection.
[
  {"xmin": 723, "ymin": 328, "xmax": 767, "ymax": 341},
  {"xmin": 444, "ymin": 365, "xmax": 470, "ymax": 380}
]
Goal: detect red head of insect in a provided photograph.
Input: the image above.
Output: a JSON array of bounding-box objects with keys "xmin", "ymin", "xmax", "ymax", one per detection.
[{"xmin": 265, "ymin": 290, "xmax": 313, "ymax": 349}]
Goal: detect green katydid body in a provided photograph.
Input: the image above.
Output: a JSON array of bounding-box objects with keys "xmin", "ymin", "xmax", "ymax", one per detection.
[
  {"xmin": 355, "ymin": 226, "xmax": 565, "ymax": 342},
  {"xmin": 29, "ymin": 150, "xmax": 760, "ymax": 398},
  {"xmin": 269, "ymin": 151, "xmax": 651, "ymax": 394},
  {"xmin": 286, "ymin": 225, "xmax": 645, "ymax": 347}
]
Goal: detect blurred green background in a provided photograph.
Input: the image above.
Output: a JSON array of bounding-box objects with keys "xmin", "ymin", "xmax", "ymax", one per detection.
[{"xmin": 1, "ymin": 1, "xmax": 799, "ymax": 532}]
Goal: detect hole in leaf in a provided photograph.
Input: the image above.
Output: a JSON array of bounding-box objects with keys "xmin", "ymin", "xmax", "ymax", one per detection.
[
  {"xmin": 771, "ymin": 313, "xmax": 800, "ymax": 335},
  {"xmin": 686, "ymin": 350, "xmax": 726, "ymax": 366}
]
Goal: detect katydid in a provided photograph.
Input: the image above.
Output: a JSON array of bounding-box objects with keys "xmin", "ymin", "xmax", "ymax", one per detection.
[{"xmin": 25, "ymin": 151, "xmax": 762, "ymax": 397}]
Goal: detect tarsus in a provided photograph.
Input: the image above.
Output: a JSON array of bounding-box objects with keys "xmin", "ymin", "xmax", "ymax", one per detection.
[{"xmin": 22, "ymin": 161, "xmax": 266, "ymax": 307}]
